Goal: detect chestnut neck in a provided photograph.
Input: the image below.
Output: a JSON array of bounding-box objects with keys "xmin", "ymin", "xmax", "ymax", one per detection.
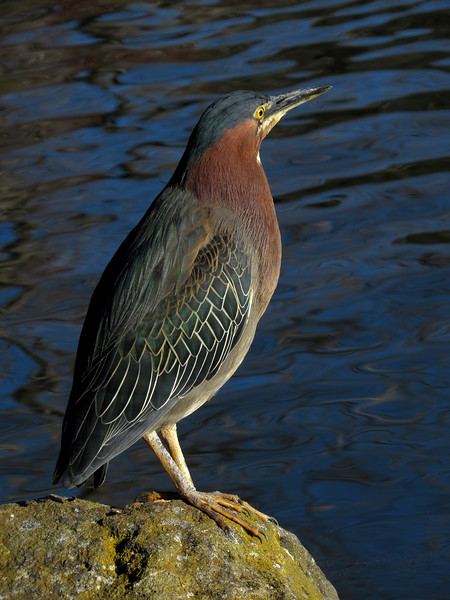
[
  {"xmin": 180, "ymin": 119, "xmax": 282, "ymax": 312},
  {"xmin": 183, "ymin": 121, "xmax": 277, "ymax": 232}
]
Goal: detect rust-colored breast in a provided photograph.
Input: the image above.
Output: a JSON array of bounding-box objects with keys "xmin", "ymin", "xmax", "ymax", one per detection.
[{"xmin": 184, "ymin": 119, "xmax": 282, "ymax": 316}]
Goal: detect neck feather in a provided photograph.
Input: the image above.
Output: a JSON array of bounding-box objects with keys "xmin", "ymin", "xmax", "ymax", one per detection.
[
  {"xmin": 182, "ymin": 120, "xmax": 282, "ymax": 313},
  {"xmin": 183, "ymin": 121, "xmax": 272, "ymax": 225}
]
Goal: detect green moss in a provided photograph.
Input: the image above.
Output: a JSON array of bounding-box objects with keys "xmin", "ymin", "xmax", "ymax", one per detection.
[{"xmin": 0, "ymin": 496, "xmax": 338, "ymax": 600}]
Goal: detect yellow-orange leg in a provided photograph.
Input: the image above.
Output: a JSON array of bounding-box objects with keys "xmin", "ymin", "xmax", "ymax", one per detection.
[
  {"xmin": 142, "ymin": 430, "xmax": 269, "ymax": 538},
  {"xmin": 159, "ymin": 424, "xmax": 194, "ymax": 487}
]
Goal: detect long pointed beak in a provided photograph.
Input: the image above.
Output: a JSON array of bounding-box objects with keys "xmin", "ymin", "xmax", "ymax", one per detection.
[
  {"xmin": 269, "ymin": 86, "xmax": 331, "ymax": 116},
  {"xmin": 261, "ymin": 85, "xmax": 331, "ymax": 137}
]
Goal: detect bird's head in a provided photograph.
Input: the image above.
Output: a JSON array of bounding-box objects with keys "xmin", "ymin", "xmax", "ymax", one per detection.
[{"xmin": 173, "ymin": 86, "xmax": 331, "ymax": 184}]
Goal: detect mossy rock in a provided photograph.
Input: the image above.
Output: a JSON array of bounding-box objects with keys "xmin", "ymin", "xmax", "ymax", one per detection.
[{"xmin": 0, "ymin": 495, "xmax": 339, "ymax": 599}]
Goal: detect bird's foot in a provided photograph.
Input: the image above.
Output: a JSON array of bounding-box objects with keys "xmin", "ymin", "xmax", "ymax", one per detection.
[
  {"xmin": 210, "ymin": 491, "xmax": 278, "ymax": 525},
  {"xmin": 138, "ymin": 432, "xmax": 273, "ymax": 537},
  {"xmin": 135, "ymin": 488, "xmax": 274, "ymax": 538},
  {"xmin": 135, "ymin": 490, "xmax": 173, "ymax": 503},
  {"xmin": 181, "ymin": 489, "xmax": 273, "ymax": 539}
]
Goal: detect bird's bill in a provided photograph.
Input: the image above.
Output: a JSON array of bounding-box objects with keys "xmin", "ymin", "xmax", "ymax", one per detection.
[
  {"xmin": 270, "ymin": 86, "xmax": 331, "ymax": 114},
  {"xmin": 261, "ymin": 85, "xmax": 331, "ymax": 136}
]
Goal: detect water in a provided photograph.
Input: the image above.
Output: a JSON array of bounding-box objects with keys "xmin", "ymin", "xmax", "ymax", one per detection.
[{"xmin": 1, "ymin": 1, "xmax": 449, "ymax": 598}]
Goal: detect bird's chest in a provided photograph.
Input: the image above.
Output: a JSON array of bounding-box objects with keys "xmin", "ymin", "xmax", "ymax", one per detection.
[
  {"xmin": 207, "ymin": 198, "xmax": 281, "ymax": 319},
  {"xmin": 250, "ymin": 206, "xmax": 282, "ymax": 316},
  {"xmin": 184, "ymin": 130, "xmax": 282, "ymax": 316}
]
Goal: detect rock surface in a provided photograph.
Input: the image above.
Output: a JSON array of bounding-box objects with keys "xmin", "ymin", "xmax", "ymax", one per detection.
[{"xmin": 0, "ymin": 495, "xmax": 339, "ymax": 599}]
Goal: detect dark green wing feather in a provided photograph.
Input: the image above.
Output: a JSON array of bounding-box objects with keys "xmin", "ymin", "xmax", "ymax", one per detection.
[
  {"xmin": 53, "ymin": 193, "xmax": 252, "ymax": 487},
  {"xmin": 75, "ymin": 187, "xmax": 207, "ymax": 384}
]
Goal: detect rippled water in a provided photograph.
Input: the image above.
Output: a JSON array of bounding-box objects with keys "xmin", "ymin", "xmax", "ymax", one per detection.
[{"xmin": 1, "ymin": 1, "xmax": 449, "ymax": 598}]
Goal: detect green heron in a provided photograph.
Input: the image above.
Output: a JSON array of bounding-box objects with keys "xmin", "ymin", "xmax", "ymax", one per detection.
[{"xmin": 53, "ymin": 86, "xmax": 331, "ymax": 535}]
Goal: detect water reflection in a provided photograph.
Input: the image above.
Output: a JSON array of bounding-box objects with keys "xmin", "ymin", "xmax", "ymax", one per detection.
[{"xmin": 1, "ymin": 1, "xmax": 449, "ymax": 599}]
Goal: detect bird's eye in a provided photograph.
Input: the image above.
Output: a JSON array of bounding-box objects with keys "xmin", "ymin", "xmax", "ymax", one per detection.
[{"xmin": 254, "ymin": 106, "xmax": 265, "ymax": 120}]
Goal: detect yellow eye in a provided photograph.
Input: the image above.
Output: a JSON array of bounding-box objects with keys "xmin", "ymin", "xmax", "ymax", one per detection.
[{"xmin": 254, "ymin": 106, "xmax": 265, "ymax": 120}]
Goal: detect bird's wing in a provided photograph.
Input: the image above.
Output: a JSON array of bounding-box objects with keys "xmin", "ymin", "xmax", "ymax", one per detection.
[
  {"xmin": 96, "ymin": 233, "xmax": 251, "ymax": 421},
  {"xmin": 74, "ymin": 187, "xmax": 208, "ymax": 381},
  {"xmin": 55, "ymin": 199, "xmax": 252, "ymax": 485}
]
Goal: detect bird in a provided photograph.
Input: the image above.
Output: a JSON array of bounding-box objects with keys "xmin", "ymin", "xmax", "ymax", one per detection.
[{"xmin": 53, "ymin": 85, "xmax": 331, "ymax": 535}]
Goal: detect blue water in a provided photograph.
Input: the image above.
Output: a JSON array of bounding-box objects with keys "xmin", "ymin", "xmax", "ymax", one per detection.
[{"xmin": 1, "ymin": 1, "xmax": 449, "ymax": 598}]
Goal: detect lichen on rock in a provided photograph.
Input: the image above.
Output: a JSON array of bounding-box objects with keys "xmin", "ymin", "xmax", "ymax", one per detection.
[{"xmin": 0, "ymin": 495, "xmax": 339, "ymax": 600}]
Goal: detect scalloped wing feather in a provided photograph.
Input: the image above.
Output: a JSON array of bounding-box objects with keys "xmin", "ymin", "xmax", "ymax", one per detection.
[{"xmin": 54, "ymin": 235, "xmax": 252, "ymax": 487}]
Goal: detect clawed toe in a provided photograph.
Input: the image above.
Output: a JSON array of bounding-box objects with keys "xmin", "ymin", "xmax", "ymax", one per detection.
[
  {"xmin": 135, "ymin": 490, "xmax": 173, "ymax": 503},
  {"xmin": 138, "ymin": 432, "xmax": 273, "ymax": 538},
  {"xmin": 135, "ymin": 487, "xmax": 272, "ymax": 539},
  {"xmin": 182, "ymin": 489, "xmax": 271, "ymax": 539},
  {"xmin": 209, "ymin": 492, "xmax": 274, "ymax": 522}
]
